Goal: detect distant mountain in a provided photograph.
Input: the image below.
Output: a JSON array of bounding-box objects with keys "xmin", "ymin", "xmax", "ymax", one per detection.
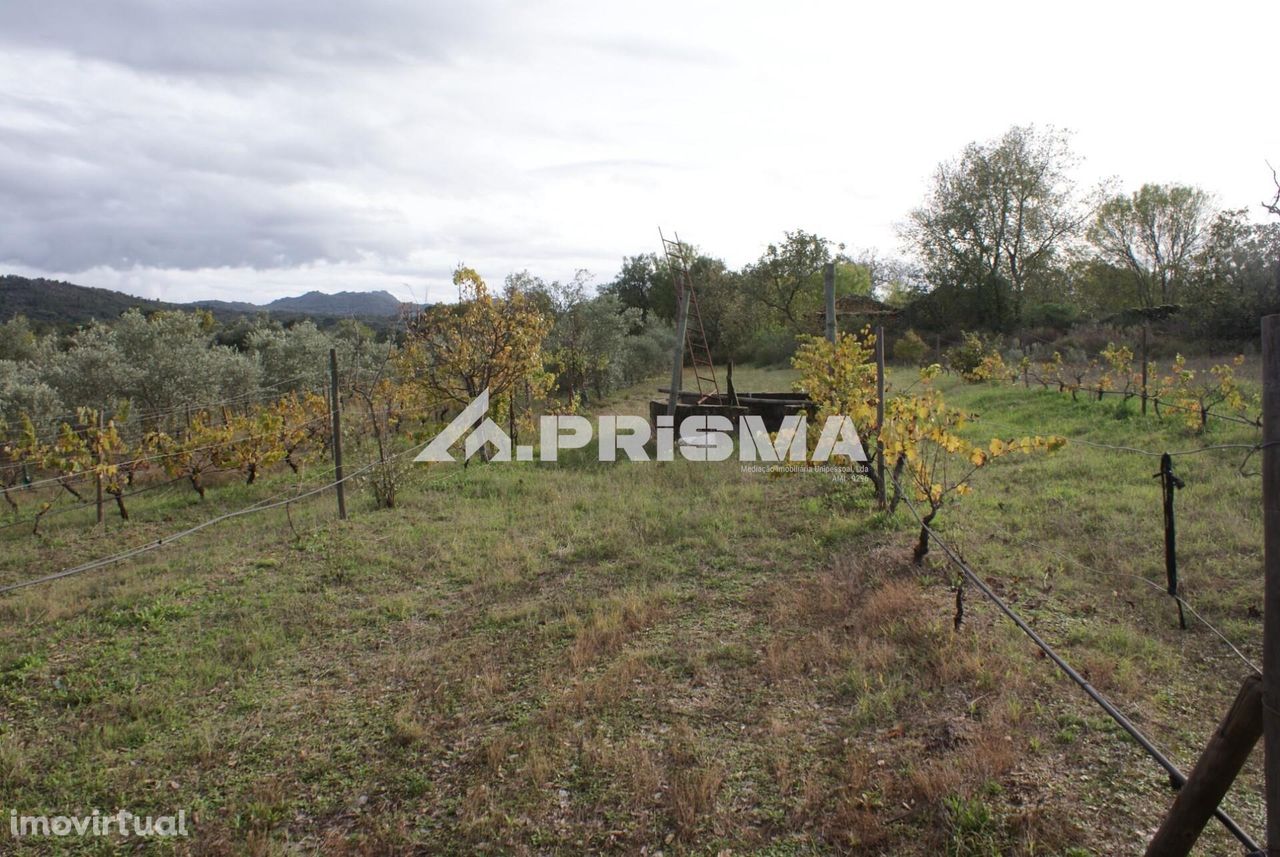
[
  {"xmin": 263, "ymin": 290, "xmax": 405, "ymax": 316},
  {"xmin": 0, "ymin": 275, "xmax": 178, "ymax": 327},
  {"xmin": 1, "ymin": 275, "xmax": 415, "ymax": 331},
  {"xmin": 187, "ymin": 298, "xmax": 261, "ymax": 314}
]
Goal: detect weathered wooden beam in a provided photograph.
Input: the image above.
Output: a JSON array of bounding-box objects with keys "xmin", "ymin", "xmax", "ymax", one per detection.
[
  {"xmin": 1265, "ymin": 314, "xmax": 1280, "ymax": 851},
  {"xmin": 667, "ymin": 287, "xmax": 691, "ymax": 419},
  {"xmin": 1145, "ymin": 673, "xmax": 1262, "ymax": 856},
  {"xmin": 824, "ymin": 262, "xmax": 836, "ymax": 343}
]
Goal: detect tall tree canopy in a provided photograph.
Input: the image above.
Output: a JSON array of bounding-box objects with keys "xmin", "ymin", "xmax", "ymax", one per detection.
[
  {"xmin": 903, "ymin": 125, "xmax": 1086, "ymax": 329},
  {"xmin": 401, "ymin": 266, "xmax": 553, "ymax": 412},
  {"xmin": 1088, "ymin": 183, "xmax": 1211, "ymax": 308}
]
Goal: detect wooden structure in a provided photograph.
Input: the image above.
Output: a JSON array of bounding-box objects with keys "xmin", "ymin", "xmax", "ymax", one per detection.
[
  {"xmin": 655, "ymin": 229, "xmax": 816, "ymax": 432},
  {"xmin": 660, "ymin": 231, "xmax": 718, "ymax": 404}
]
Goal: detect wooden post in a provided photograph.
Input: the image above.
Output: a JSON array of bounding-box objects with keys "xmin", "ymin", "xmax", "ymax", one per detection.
[
  {"xmin": 1159, "ymin": 453, "xmax": 1187, "ymax": 630},
  {"xmin": 329, "ymin": 348, "xmax": 347, "ymax": 521},
  {"xmin": 1142, "ymin": 322, "xmax": 1150, "ymax": 416},
  {"xmin": 824, "ymin": 262, "xmax": 836, "ymax": 343},
  {"xmin": 1145, "ymin": 674, "xmax": 1263, "ymax": 856},
  {"xmin": 509, "ymin": 390, "xmax": 517, "ymax": 447},
  {"xmin": 1264, "ymin": 313, "xmax": 1280, "ymax": 852},
  {"xmin": 95, "ymin": 410, "xmax": 104, "ymax": 526},
  {"xmin": 667, "ymin": 287, "xmax": 691, "ymax": 418},
  {"xmin": 875, "ymin": 325, "xmax": 886, "ymax": 508}
]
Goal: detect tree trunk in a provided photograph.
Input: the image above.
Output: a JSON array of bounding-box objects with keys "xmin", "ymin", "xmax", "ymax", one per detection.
[
  {"xmin": 913, "ymin": 511, "xmax": 936, "ymax": 565},
  {"xmin": 887, "ymin": 459, "xmax": 906, "ymax": 514}
]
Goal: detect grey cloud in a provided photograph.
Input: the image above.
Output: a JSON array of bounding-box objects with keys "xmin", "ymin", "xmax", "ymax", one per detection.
[
  {"xmin": 0, "ymin": 0, "xmax": 503, "ymax": 78},
  {"xmin": 0, "ymin": 0, "xmax": 726, "ymax": 284},
  {"xmin": 0, "ymin": 37, "xmax": 521, "ymax": 272},
  {"xmin": 0, "ymin": 128, "xmax": 416, "ymax": 270}
]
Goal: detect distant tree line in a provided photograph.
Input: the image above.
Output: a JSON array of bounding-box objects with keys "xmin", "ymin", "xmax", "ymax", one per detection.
[
  {"xmin": 898, "ymin": 125, "xmax": 1280, "ymax": 345},
  {"xmin": 590, "ymin": 126, "xmax": 1279, "ymax": 358},
  {"xmin": 3, "ymin": 127, "xmax": 1277, "ymax": 442}
]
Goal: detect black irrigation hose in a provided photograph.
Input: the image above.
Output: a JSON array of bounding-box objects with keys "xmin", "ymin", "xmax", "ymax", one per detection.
[{"xmin": 892, "ymin": 475, "xmax": 1263, "ymax": 854}]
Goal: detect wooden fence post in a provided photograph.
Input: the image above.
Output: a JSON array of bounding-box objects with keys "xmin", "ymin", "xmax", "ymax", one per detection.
[
  {"xmin": 1142, "ymin": 322, "xmax": 1150, "ymax": 416},
  {"xmin": 1145, "ymin": 674, "xmax": 1263, "ymax": 856},
  {"xmin": 95, "ymin": 410, "xmax": 104, "ymax": 526},
  {"xmin": 824, "ymin": 262, "xmax": 836, "ymax": 344},
  {"xmin": 1263, "ymin": 313, "xmax": 1280, "ymax": 852},
  {"xmin": 329, "ymin": 348, "xmax": 347, "ymax": 521},
  {"xmin": 1158, "ymin": 453, "xmax": 1187, "ymax": 630},
  {"xmin": 667, "ymin": 287, "xmax": 691, "ymax": 418},
  {"xmin": 875, "ymin": 325, "xmax": 886, "ymax": 508}
]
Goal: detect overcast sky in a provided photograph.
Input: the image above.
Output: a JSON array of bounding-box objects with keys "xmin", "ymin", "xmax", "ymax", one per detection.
[{"xmin": 1, "ymin": 1, "xmax": 1277, "ymax": 305}]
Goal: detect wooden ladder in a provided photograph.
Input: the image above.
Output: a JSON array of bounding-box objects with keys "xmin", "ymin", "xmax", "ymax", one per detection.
[{"xmin": 660, "ymin": 230, "xmax": 719, "ymax": 403}]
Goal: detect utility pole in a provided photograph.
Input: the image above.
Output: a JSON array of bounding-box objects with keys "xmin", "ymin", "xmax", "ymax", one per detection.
[
  {"xmin": 329, "ymin": 348, "xmax": 347, "ymax": 521},
  {"xmin": 1264, "ymin": 313, "xmax": 1280, "ymax": 852}
]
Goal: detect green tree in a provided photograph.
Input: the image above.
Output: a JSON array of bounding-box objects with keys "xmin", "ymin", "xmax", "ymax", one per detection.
[
  {"xmin": 1052, "ymin": 257, "xmax": 1139, "ymax": 318},
  {"xmin": 601, "ymin": 254, "xmax": 669, "ymax": 322},
  {"xmin": 0, "ymin": 360, "xmax": 64, "ymax": 432},
  {"xmin": 740, "ymin": 229, "xmax": 834, "ymax": 332},
  {"xmin": 44, "ymin": 322, "xmax": 138, "ymax": 413},
  {"xmin": 245, "ymin": 319, "xmax": 334, "ymax": 391},
  {"xmin": 113, "ymin": 310, "xmax": 260, "ymax": 418},
  {"xmin": 1088, "ymin": 183, "xmax": 1211, "ymax": 308},
  {"xmin": 1185, "ymin": 207, "xmax": 1280, "ymax": 338},
  {"xmin": 0, "ymin": 316, "xmax": 40, "ymax": 363},
  {"xmin": 903, "ymin": 125, "xmax": 1087, "ymax": 328}
]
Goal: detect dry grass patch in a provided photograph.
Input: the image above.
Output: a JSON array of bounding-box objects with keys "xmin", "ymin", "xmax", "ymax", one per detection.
[
  {"xmin": 566, "ymin": 586, "xmax": 671, "ymax": 671},
  {"xmin": 663, "ymin": 725, "xmax": 726, "ymax": 840}
]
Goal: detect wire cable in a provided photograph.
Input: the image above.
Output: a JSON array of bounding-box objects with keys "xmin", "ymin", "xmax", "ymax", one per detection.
[
  {"xmin": 7, "ymin": 413, "xmax": 332, "ymax": 493},
  {"xmin": 890, "ymin": 473, "xmax": 1261, "ymax": 853},
  {"xmin": 0, "ymin": 441, "xmax": 456, "ymax": 596},
  {"xmin": 1069, "ymin": 439, "xmax": 1264, "ymax": 458},
  {"xmin": 1005, "ymin": 533, "xmax": 1261, "ymax": 676}
]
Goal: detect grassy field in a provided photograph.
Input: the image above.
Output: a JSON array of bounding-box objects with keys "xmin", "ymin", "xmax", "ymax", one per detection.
[{"xmin": 0, "ymin": 365, "xmax": 1266, "ymax": 855}]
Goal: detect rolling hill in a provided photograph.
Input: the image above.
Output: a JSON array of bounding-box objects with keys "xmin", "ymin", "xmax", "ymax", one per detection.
[{"xmin": 1, "ymin": 275, "xmax": 414, "ymax": 330}]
